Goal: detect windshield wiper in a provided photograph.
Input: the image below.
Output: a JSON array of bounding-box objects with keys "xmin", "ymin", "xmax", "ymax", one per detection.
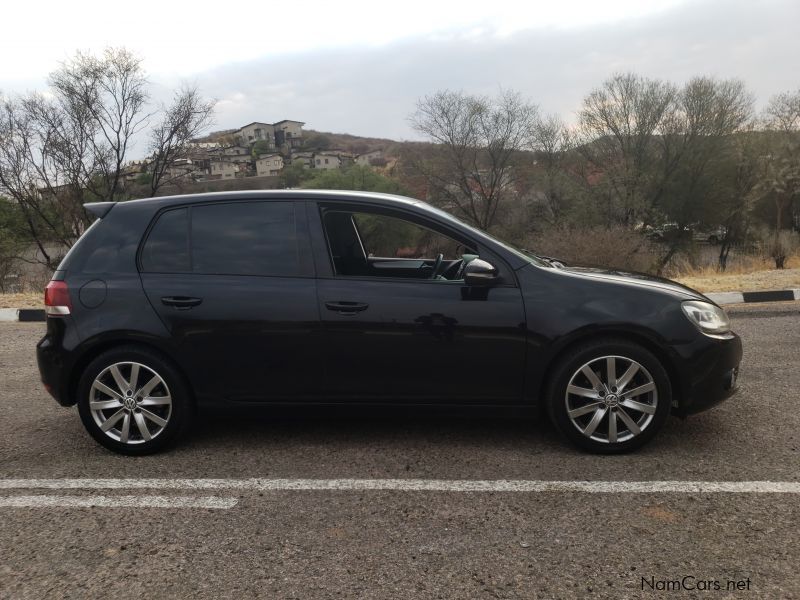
[{"xmin": 521, "ymin": 249, "xmax": 564, "ymax": 268}]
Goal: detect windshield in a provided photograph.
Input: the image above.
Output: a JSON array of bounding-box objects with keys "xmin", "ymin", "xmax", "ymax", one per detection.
[{"xmin": 419, "ymin": 203, "xmax": 553, "ymax": 268}]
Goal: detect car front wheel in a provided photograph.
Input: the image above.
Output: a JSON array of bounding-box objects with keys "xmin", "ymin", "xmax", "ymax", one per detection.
[{"xmin": 547, "ymin": 339, "xmax": 672, "ymax": 453}]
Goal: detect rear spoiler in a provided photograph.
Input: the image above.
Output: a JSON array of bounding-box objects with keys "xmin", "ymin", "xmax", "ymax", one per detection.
[{"xmin": 84, "ymin": 201, "xmax": 116, "ymax": 219}]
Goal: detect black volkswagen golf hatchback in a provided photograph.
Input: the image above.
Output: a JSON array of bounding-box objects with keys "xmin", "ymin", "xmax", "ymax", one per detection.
[{"xmin": 37, "ymin": 190, "xmax": 741, "ymax": 455}]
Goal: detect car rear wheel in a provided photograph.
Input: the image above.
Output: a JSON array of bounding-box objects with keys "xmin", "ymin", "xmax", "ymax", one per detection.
[
  {"xmin": 547, "ymin": 339, "xmax": 672, "ymax": 453},
  {"xmin": 77, "ymin": 346, "xmax": 192, "ymax": 455}
]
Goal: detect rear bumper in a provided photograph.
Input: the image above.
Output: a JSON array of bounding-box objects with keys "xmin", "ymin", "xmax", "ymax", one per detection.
[
  {"xmin": 674, "ymin": 332, "xmax": 742, "ymax": 416},
  {"xmin": 36, "ymin": 319, "xmax": 75, "ymax": 407}
]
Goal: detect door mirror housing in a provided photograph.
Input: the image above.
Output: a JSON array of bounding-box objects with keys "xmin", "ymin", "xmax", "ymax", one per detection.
[{"xmin": 464, "ymin": 258, "xmax": 500, "ymax": 286}]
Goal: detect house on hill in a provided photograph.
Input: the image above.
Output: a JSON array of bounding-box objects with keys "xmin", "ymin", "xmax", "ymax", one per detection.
[
  {"xmin": 236, "ymin": 122, "xmax": 274, "ymax": 148},
  {"xmin": 256, "ymin": 154, "xmax": 284, "ymax": 177},
  {"xmin": 314, "ymin": 151, "xmax": 341, "ymax": 170},
  {"xmin": 314, "ymin": 150, "xmax": 354, "ymax": 170},
  {"xmin": 233, "ymin": 120, "xmax": 305, "ymax": 152},
  {"xmin": 355, "ymin": 149, "xmax": 384, "ymax": 166},
  {"xmin": 273, "ymin": 120, "xmax": 305, "ymax": 151},
  {"xmin": 209, "ymin": 160, "xmax": 239, "ymax": 179}
]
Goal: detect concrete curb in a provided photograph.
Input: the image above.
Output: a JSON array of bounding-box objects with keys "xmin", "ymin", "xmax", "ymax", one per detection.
[
  {"xmin": 706, "ymin": 289, "xmax": 800, "ymax": 305},
  {"xmin": 0, "ymin": 288, "xmax": 798, "ymax": 322},
  {"xmin": 0, "ymin": 308, "xmax": 46, "ymax": 322}
]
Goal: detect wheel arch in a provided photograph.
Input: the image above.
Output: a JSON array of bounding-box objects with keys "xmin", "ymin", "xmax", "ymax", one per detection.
[
  {"xmin": 534, "ymin": 327, "xmax": 684, "ymax": 411},
  {"xmin": 67, "ymin": 335, "xmax": 197, "ymax": 408}
]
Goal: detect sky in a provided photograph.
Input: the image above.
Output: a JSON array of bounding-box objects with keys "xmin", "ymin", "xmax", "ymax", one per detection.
[{"xmin": 1, "ymin": 0, "xmax": 798, "ymax": 146}]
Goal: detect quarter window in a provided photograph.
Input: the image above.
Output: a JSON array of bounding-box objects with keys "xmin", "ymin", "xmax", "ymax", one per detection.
[{"xmin": 140, "ymin": 208, "xmax": 190, "ymax": 273}]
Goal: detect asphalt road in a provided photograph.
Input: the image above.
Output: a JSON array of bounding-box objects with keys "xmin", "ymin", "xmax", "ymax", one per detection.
[{"xmin": 0, "ymin": 304, "xmax": 798, "ymax": 599}]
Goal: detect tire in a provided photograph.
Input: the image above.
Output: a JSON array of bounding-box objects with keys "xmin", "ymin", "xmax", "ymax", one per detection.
[
  {"xmin": 546, "ymin": 338, "xmax": 672, "ymax": 454},
  {"xmin": 77, "ymin": 346, "xmax": 193, "ymax": 455}
]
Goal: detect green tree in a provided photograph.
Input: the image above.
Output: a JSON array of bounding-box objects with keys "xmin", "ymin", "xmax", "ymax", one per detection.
[
  {"xmin": 301, "ymin": 165, "xmax": 406, "ymax": 194},
  {"xmin": 251, "ymin": 140, "xmax": 273, "ymax": 158},
  {"xmin": 279, "ymin": 162, "xmax": 311, "ymax": 188}
]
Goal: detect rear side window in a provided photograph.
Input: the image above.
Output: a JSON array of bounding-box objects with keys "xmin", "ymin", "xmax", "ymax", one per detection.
[
  {"xmin": 141, "ymin": 202, "xmax": 299, "ymax": 277},
  {"xmin": 192, "ymin": 202, "xmax": 298, "ymax": 276},
  {"xmin": 140, "ymin": 208, "xmax": 190, "ymax": 273}
]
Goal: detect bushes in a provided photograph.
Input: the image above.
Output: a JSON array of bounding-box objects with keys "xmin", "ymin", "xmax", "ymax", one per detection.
[{"xmin": 522, "ymin": 225, "xmax": 657, "ymax": 273}]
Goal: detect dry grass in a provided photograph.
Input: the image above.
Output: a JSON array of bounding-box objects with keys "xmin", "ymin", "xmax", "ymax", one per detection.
[
  {"xmin": 675, "ymin": 267, "xmax": 800, "ymax": 292},
  {"xmin": 673, "ymin": 253, "xmax": 800, "ymax": 292},
  {"xmin": 0, "ymin": 292, "xmax": 42, "ymax": 309}
]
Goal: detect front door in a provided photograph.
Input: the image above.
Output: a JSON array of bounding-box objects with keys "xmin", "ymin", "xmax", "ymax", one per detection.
[{"xmin": 312, "ymin": 204, "xmax": 527, "ymax": 403}]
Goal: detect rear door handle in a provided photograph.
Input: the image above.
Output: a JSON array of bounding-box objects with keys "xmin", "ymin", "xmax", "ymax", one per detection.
[
  {"xmin": 325, "ymin": 301, "xmax": 369, "ymax": 315},
  {"xmin": 161, "ymin": 296, "xmax": 203, "ymax": 310}
]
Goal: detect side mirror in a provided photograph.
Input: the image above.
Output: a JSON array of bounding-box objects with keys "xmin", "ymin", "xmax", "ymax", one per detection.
[{"xmin": 464, "ymin": 258, "xmax": 500, "ymax": 286}]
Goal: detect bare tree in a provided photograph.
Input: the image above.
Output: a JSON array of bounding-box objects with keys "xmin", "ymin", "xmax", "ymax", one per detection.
[
  {"xmin": 577, "ymin": 73, "xmax": 680, "ymax": 227},
  {"xmin": 526, "ymin": 114, "xmax": 577, "ymax": 225},
  {"xmin": 409, "ymin": 90, "xmax": 538, "ymax": 230},
  {"xmin": 49, "ymin": 48, "xmax": 150, "ymax": 202},
  {"xmin": 760, "ymin": 88, "xmax": 800, "ymax": 235},
  {"xmin": 653, "ymin": 77, "xmax": 755, "ymax": 271},
  {"xmin": 0, "ymin": 49, "xmax": 214, "ymax": 269},
  {"xmin": 147, "ymin": 86, "xmax": 215, "ymax": 196},
  {"xmin": 0, "ymin": 95, "xmax": 90, "ymax": 267}
]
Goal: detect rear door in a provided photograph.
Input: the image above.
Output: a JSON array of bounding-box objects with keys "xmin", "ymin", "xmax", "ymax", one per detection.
[{"xmin": 139, "ymin": 200, "xmax": 323, "ymax": 403}]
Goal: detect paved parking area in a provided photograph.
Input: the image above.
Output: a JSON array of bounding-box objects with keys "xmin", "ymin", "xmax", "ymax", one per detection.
[{"xmin": 0, "ymin": 305, "xmax": 798, "ymax": 598}]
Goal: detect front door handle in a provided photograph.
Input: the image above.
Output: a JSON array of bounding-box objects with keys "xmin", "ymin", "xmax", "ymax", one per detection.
[
  {"xmin": 325, "ymin": 301, "xmax": 369, "ymax": 315},
  {"xmin": 161, "ymin": 296, "xmax": 203, "ymax": 310}
]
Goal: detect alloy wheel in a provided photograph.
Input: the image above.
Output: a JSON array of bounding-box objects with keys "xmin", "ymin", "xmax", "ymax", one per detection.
[
  {"xmin": 89, "ymin": 361, "xmax": 172, "ymax": 444},
  {"xmin": 564, "ymin": 355, "xmax": 658, "ymax": 444}
]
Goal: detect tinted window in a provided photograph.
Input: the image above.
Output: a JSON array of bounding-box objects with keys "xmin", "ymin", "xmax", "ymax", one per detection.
[
  {"xmin": 352, "ymin": 213, "xmax": 467, "ymax": 260},
  {"xmin": 191, "ymin": 202, "xmax": 298, "ymax": 276},
  {"xmin": 141, "ymin": 208, "xmax": 190, "ymax": 273}
]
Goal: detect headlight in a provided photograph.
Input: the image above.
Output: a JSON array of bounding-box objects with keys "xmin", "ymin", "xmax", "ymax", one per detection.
[{"xmin": 681, "ymin": 300, "xmax": 731, "ymax": 336}]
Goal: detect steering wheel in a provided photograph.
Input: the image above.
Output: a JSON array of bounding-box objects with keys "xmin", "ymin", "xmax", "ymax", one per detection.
[
  {"xmin": 429, "ymin": 253, "xmax": 444, "ymax": 279},
  {"xmin": 454, "ymin": 259, "xmax": 467, "ymax": 280}
]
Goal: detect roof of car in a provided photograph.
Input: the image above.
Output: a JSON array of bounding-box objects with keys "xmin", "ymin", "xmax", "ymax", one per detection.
[{"xmin": 123, "ymin": 189, "xmax": 422, "ymax": 210}]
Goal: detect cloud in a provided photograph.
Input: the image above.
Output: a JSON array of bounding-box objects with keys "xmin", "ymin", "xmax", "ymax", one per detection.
[
  {"xmin": 5, "ymin": 0, "xmax": 795, "ymax": 151},
  {"xmin": 148, "ymin": 0, "xmax": 796, "ymax": 141}
]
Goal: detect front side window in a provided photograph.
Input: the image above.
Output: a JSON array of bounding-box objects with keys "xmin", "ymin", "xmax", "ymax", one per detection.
[
  {"xmin": 322, "ymin": 209, "xmax": 475, "ymax": 280},
  {"xmin": 353, "ymin": 213, "xmax": 465, "ymax": 260}
]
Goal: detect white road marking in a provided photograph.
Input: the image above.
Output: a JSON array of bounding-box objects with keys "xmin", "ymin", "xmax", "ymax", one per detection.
[
  {"xmin": 0, "ymin": 478, "xmax": 798, "ymax": 493},
  {"xmin": 0, "ymin": 495, "xmax": 238, "ymax": 509}
]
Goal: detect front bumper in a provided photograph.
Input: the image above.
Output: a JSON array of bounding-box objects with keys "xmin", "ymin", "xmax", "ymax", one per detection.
[{"xmin": 674, "ymin": 332, "xmax": 742, "ymax": 416}]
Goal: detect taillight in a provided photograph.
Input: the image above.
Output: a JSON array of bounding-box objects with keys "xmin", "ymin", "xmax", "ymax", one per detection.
[{"xmin": 44, "ymin": 280, "xmax": 72, "ymax": 316}]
